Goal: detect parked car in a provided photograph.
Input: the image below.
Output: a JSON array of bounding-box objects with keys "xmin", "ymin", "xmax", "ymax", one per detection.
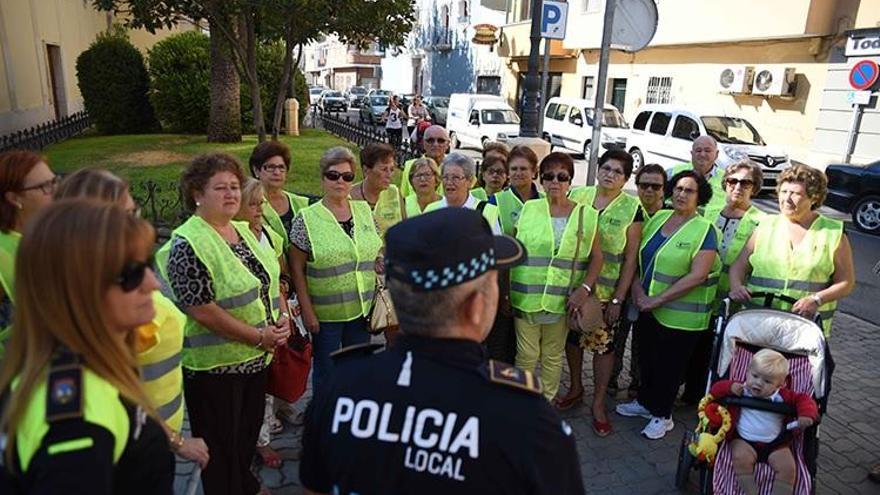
[
  {"xmin": 346, "ymin": 86, "xmax": 367, "ymax": 107},
  {"xmin": 367, "ymin": 89, "xmax": 392, "ymax": 98},
  {"xmin": 319, "ymin": 90, "xmax": 348, "ymax": 113},
  {"xmin": 399, "ymin": 94, "xmax": 417, "ymax": 109},
  {"xmin": 626, "ymin": 104, "xmax": 790, "ymax": 190},
  {"xmin": 424, "ymin": 96, "xmax": 449, "ymax": 126},
  {"xmin": 824, "ymin": 160, "xmax": 880, "ymax": 234},
  {"xmin": 308, "ymin": 86, "xmax": 326, "ymax": 106},
  {"xmin": 360, "ymin": 95, "xmax": 390, "ymax": 125},
  {"xmin": 447, "ymin": 93, "xmax": 520, "ymax": 150},
  {"xmin": 542, "ymin": 97, "xmax": 628, "ymax": 157}
]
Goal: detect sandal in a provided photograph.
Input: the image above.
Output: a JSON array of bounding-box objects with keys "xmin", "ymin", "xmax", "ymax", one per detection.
[
  {"xmin": 592, "ymin": 418, "xmax": 613, "ymax": 437},
  {"xmin": 554, "ymin": 388, "xmax": 584, "ymax": 411},
  {"xmin": 256, "ymin": 445, "xmax": 282, "ymax": 469}
]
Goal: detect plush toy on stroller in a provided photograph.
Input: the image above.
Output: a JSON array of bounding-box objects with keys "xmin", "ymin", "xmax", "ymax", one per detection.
[{"xmin": 676, "ymin": 293, "xmax": 833, "ymax": 495}]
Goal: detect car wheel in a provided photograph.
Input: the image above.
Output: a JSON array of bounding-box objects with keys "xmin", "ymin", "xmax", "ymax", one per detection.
[
  {"xmin": 450, "ymin": 133, "xmax": 459, "ymax": 150},
  {"xmin": 583, "ymin": 140, "xmax": 592, "ymax": 159},
  {"xmin": 542, "ymin": 132, "xmax": 551, "ymax": 142},
  {"xmin": 481, "ymin": 136, "xmax": 489, "ymax": 149},
  {"xmin": 630, "ymin": 148, "xmax": 645, "ymax": 171},
  {"xmin": 852, "ymin": 195, "xmax": 880, "ymax": 234}
]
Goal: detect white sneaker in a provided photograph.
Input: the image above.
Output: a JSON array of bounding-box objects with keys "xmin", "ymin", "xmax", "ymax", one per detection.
[
  {"xmin": 615, "ymin": 400, "xmax": 651, "ymax": 419},
  {"xmin": 641, "ymin": 416, "xmax": 674, "ymax": 440}
]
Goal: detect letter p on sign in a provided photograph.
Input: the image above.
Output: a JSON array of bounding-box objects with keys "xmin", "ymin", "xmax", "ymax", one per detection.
[{"xmin": 541, "ymin": 0, "xmax": 568, "ymax": 40}]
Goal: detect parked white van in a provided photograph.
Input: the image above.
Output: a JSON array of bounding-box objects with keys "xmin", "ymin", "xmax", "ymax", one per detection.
[
  {"xmin": 626, "ymin": 104, "xmax": 790, "ymax": 189},
  {"xmin": 542, "ymin": 97, "xmax": 629, "ymax": 156},
  {"xmin": 447, "ymin": 94, "xmax": 520, "ymax": 150}
]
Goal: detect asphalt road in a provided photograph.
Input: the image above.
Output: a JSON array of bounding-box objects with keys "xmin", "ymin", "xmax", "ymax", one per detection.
[{"xmin": 341, "ymin": 107, "xmax": 880, "ymax": 323}]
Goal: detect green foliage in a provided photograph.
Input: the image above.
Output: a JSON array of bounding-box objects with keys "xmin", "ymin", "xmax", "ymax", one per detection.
[
  {"xmin": 147, "ymin": 31, "xmax": 211, "ymax": 133},
  {"xmin": 75, "ymin": 28, "xmax": 157, "ymax": 134},
  {"xmin": 241, "ymin": 42, "xmax": 287, "ymax": 131},
  {"xmin": 292, "ymin": 67, "xmax": 309, "ymax": 124}
]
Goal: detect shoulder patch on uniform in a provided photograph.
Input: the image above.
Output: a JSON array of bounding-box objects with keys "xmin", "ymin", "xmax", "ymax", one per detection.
[
  {"xmin": 488, "ymin": 360, "xmax": 542, "ymax": 395},
  {"xmin": 46, "ymin": 352, "xmax": 83, "ymax": 423},
  {"xmin": 330, "ymin": 342, "xmax": 384, "ymax": 361}
]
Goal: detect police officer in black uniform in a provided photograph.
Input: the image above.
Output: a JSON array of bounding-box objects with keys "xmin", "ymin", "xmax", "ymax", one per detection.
[{"xmin": 300, "ymin": 207, "xmax": 585, "ymax": 495}]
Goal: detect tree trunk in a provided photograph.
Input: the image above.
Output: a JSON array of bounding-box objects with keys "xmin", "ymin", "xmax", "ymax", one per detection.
[
  {"xmin": 240, "ymin": 13, "xmax": 266, "ymax": 143},
  {"xmin": 207, "ymin": 24, "xmax": 241, "ymax": 143},
  {"xmin": 271, "ymin": 37, "xmax": 297, "ymax": 140}
]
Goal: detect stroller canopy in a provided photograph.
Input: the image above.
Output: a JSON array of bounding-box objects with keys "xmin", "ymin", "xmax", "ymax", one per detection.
[{"xmin": 717, "ymin": 309, "xmax": 828, "ymax": 398}]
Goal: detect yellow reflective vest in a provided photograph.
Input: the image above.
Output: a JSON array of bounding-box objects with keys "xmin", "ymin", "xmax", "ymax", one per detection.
[
  {"xmin": 703, "ymin": 204, "xmax": 764, "ymax": 296},
  {"xmin": 0, "ymin": 229, "xmax": 20, "ymax": 358},
  {"xmin": 301, "ymin": 200, "xmax": 382, "ymax": 322},
  {"xmin": 262, "ymin": 191, "xmax": 310, "ymax": 251},
  {"xmin": 495, "ymin": 186, "xmax": 544, "ymax": 236},
  {"xmin": 640, "ymin": 210, "xmax": 721, "ymax": 330},
  {"xmin": 569, "ymin": 186, "xmax": 640, "ymax": 302},
  {"xmin": 156, "ymin": 216, "xmax": 280, "ymax": 370},
  {"xmin": 424, "ymin": 197, "xmax": 501, "ymax": 232},
  {"xmin": 511, "ymin": 200, "xmax": 599, "ymax": 314},
  {"xmin": 746, "ymin": 214, "xmax": 842, "ymax": 336},
  {"xmin": 136, "ymin": 292, "xmax": 186, "ymax": 432}
]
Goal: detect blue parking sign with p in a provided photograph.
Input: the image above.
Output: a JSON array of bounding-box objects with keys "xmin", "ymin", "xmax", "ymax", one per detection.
[{"xmin": 541, "ymin": 1, "xmax": 568, "ymax": 40}]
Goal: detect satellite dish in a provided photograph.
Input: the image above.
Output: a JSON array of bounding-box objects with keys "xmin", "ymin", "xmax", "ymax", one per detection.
[{"xmin": 610, "ymin": 0, "xmax": 659, "ymax": 52}]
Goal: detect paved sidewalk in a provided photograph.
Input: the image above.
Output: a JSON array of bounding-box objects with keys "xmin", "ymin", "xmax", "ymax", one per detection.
[{"xmin": 174, "ymin": 312, "xmax": 880, "ymax": 494}]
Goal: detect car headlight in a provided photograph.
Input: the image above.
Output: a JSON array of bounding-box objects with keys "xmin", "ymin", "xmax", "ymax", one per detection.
[
  {"xmin": 722, "ymin": 146, "xmax": 749, "ymax": 161},
  {"xmin": 498, "ymin": 133, "xmax": 508, "ymax": 140}
]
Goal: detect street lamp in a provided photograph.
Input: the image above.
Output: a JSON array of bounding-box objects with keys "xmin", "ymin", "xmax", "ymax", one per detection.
[{"xmin": 519, "ymin": 0, "xmax": 544, "ymax": 138}]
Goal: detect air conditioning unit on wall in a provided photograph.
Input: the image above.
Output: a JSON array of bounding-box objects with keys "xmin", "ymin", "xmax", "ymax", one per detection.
[
  {"xmin": 752, "ymin": 66, "xmax": 797, "ymax": 97},
  {"xmin": 718, "ymin": 66, "xmax": 754, "ymax": 94}
]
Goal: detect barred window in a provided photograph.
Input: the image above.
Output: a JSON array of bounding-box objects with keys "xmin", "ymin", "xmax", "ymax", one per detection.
[{"xmin": 646, "ymin": 76, "xmax": 672, "ymax": 104}]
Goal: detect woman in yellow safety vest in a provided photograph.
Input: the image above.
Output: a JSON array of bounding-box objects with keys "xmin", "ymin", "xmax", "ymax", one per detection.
[
  {"xmin": 249, "ymin": 140, "xmax": 311, "ymax": 252},
  {"xmin": 678, "ymin": 160, "xmax": 767, "ymax": 405},
  {"xmin": 403, "ymin": 157, "xmax": 441, "ymax": 217},
  {"xmin": 557, "ymin": 150, "xmax": 642, "ymax": 438},
  {"xmin": 0, "ymin": 200, "xmax": 174, "ymax": 494},
  {"xmin": 729, "ymin": 164, "xmax": 855, "ymax": 337},
  {"xmin": 350, "ymin": 142, "xmax": 406, "ymax": 237},
  {"xmin": 0, "ymin": 151, "xmax": 57, "ymax": 359},
  {"xmin": 425, "ymin": 153, "xmax": 503, "ymax": 233},
  {"xmin": 157, "ymin": 153, "xmax": 290, "ymax": 495},
  {"xmin": 289, "ymin": 147, "xmax": 382, "ymax": 391},
  {"xmin": 489, "ymin": 145, "xmax": 543, "ymax": 236},
  {"xmin": 471, "ymin": 150, "xmax": 508, "ymax": 202},
  {"xmin": 511, "ymin": 152, "xmax": 604, "ymax": 403},
  {"xmin": 55, "ymin": 168, "xmax": 210, "ymax": 469},
  {"xmin": 616, "ymin": 169, "xmax": 721, "ymax": 441}
]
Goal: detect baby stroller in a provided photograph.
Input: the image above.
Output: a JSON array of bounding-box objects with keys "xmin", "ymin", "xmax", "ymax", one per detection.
[{"xmin": 674, "ymin": 293, "xmax": 834, "ymax": 494}]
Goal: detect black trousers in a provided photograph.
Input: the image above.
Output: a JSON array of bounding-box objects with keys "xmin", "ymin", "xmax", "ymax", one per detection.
[
  {"xmin": 184, "ymin": 367, "xmax": 267, "ymax": 495},
  {"xmin": 682, "ymin": 329, "xmax": 714, "ymax": 402},
  {"xmin": 635, "ymin": 312, "xmax": 704, "ymax": 418},
  {"xmin": 484, "ymin": 269, "xmax": 516, "ymax": 364}
]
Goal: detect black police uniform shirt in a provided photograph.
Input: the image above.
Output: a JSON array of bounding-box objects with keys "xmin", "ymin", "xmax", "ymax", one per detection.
[
  {"xmin": 300, "ymin": 334, "xmax": 585, "ymax": 495},
  {"xmin": 1, "ymin": 353, "xmax": 174, "ymax": 495}
]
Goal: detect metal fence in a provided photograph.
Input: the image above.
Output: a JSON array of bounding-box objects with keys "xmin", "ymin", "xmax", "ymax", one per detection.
[
  {"xmin": 316, "ymin": 109, "xmax": 422, "ymax": 167},
  {"xmin": 0, "ymin": 111, "xmax": 92, "ymax": 153}
]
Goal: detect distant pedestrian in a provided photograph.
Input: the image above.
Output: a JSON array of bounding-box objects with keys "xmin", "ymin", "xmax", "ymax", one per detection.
[
  {"xmin": 385, "ymin": 95, "xmax": 408, "ymax": 149},
  {"xmin": 406, "ymin": 94, "xmax": 430, "ymax": 139}
]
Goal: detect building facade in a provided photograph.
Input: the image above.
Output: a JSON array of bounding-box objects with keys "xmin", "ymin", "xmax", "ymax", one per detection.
[
  {"xmin": 0, "ymin": 0, "xmax": 191, "ymax": 135},
  {"xmin": 303, "ymin": 36, "xmax": 383, "ymax": 90},
  {"xmin": 381, "ymin": 0, "xmax": 507, "ymax": 97},
  {"xmin": 499, "ymin": 0, "xmax": 880, "ymax": 167}
]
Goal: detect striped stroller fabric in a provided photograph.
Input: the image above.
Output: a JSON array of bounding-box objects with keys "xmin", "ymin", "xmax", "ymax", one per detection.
[{"xmin": 712, "ymin": 346, "xmax": 815, "ymax": 495}]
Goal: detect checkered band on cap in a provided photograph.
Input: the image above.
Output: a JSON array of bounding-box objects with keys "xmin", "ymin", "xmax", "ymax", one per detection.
[{"xmin": 406, "ymin": 248, "xmax": 496, "ymax": 290}]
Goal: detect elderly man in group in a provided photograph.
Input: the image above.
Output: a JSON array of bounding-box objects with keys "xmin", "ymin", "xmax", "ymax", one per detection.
[
  {"xmin": 399, "ymin": 125, "xmax": 449, "ymax": 197},
  {"xmin": 668, "ymin": 136, "xmax": 726, "ymax": 212},
  {"xmin": 299, "ymin": 208, "xmax": 585, "ymax": 494}
]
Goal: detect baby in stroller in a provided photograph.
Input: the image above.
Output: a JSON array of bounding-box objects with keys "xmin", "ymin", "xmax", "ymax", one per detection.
[{"xmin": 710, "ymin": 349, "xmax": 818, "ymax": 495}]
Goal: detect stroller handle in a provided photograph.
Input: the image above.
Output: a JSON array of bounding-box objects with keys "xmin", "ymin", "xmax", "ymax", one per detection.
[{"xmin": 748, "ymin": 291, "xmax": 801, "ymax": 307}]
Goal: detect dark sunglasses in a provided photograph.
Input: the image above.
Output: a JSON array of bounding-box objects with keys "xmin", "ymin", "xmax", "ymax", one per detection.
[
  {"xmin": 117, "ymin": 256, "xmax": 154, "ymax": 292},
  {"xmin": 323, "ymin": 170, "xmax": 356, "ymax": 182},
  {"xmin": 637, "ymin": 183, "xmax": 663, "ymax": 191},
  {"xmin": 541, "ymin": 171, "xmax": 571, "ymax": 183},
  {"xmin": 725, "ymin": 177, "xmax": 755, "ymax": 188}
]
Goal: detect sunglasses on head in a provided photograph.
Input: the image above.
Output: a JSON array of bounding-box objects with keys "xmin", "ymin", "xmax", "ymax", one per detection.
[
  {"xmin": 323, "ymin": 170, "xmax": 356, "ymax": 182},
  {"xmin": 637, "ymin": 183, "xmax": 663, "ymax": 191},
  {"xmin": 541, "ymin": 171, "xmax": 571, "ymax": 183},
  {"xmin": 117, "ymin": 256, "xmax": 154, "ymax": 293}
]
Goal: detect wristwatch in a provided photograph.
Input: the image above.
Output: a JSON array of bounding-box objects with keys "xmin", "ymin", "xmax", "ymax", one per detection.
[
  {"xmin": 581, "ymin": 283, "xmax": 592, "ymax": 295},
  {"xmin": 611, "ymin": 298, "xmax": 622, "ymax": 305},
  {"xmin": 809, "ymin": 293, "xmax": 823, "ymax": 306}
]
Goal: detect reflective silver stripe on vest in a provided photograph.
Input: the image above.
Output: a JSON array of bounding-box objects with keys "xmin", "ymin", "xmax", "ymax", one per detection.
[
  {"xmin": 602, "ymin": 251, "xmax": 623, "ymax": 263},
  {"xmin": 216, "ymin": 287, "xmax": 260, "ymax": 310},
  {"xmin": 819, "ymin": 310, "xmax": 835, "ymax": 321},
  {"xmin": 654, "ymin": 272, "xmax": 718, "ymax": 288},
  {"xmin": 311, "ymin": 290, "xmax": 365, "ymax": 306},
  {"xmin": 308, "ymin": 261, "xmax": 376, "ymax": 278},
  {"xmin": 141, "ymin": 352, "xmax": 181, "ymax": 381},
  {"xmin": 551, "ymin": 259, "xmax": 588, "ymax": 271},
  {"xmin": 522, "ymin": 257, "xmax": 587, "ymax": 271},
  {"xmin": 662, "ymin": 300, "xmax": 711, "ymax": 313},
  {"xmin": 510, "ymin": 282, "xmax": 569, "ymax": 296},
  {"xmin": 749, "ymin": 276, "xmax": 830, "ymax": 293},
  {"xmin": 184, "ymin": 321, "xmax": 269, "ymax": 348},
  {"xmin": 522, "ymin": 256, "xmax": 552, "ymax": 267},
  {"xmin": 597, "ymin": 276, "xmax": 618, "ymax": 288},
  {"xmin": 157, "ymin": 392, "xmax": 183, "ymax": 421}
]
